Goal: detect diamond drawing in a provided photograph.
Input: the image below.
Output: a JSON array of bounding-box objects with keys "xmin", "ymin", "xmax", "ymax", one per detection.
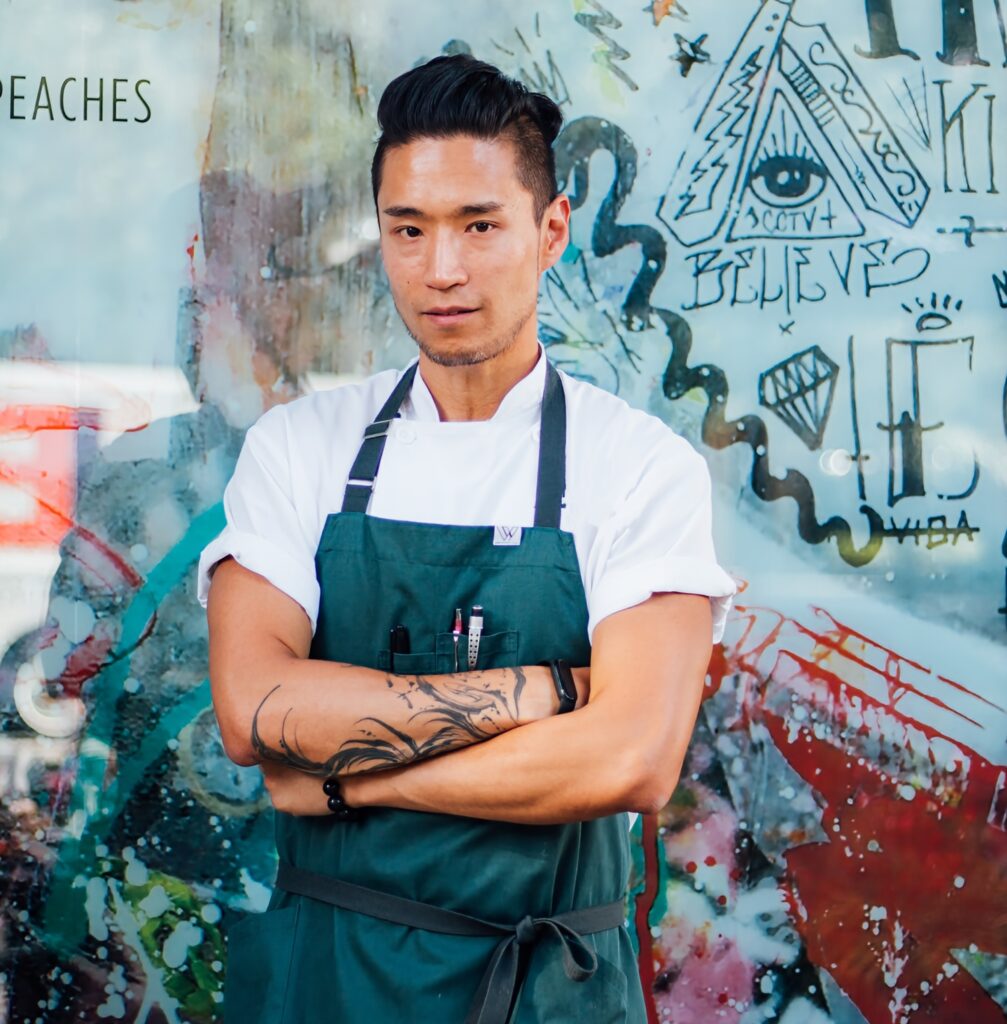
[{"xmin": 758, "ymin": 345, "xmax": 839, "ymax": 450}]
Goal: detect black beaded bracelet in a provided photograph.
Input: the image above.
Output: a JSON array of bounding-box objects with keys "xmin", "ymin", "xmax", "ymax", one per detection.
[
  {"xmin": 538, "ymin": 658, "xmax": 577, "ymax": 714},
  {"xmin": 322, "ymin": 775, "xmax": 363, "ymax": 821}
]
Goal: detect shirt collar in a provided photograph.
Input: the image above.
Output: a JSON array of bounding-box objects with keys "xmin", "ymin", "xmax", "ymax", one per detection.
[{"xmin": 404, "ymin": 340, "xmax": 547, "ymax": 423}]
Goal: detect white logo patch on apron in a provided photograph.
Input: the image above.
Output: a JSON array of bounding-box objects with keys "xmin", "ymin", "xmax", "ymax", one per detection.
[{"xmin": 493, "ymin": 525, "xmax": 523, "ymax": 546}]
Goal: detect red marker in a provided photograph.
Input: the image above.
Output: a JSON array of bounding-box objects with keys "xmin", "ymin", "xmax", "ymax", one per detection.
[{"xmin": 452, "ymin": 608, "xmax": 463, "ymax": 672}]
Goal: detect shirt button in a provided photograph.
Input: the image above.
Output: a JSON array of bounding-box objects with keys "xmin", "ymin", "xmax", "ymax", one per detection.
[{"xmin": 397, "ymin": 425, "xmax": 417, "ymax": 444}]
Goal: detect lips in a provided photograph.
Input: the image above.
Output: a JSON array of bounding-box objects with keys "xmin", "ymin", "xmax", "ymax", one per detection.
[{"xmin": 423, "ymin": 308, "xmax": 479, "ymax": 325}]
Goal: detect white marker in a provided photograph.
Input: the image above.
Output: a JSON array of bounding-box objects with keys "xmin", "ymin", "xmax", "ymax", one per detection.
[{"xmin": 467, "ymin": 605, "xmax": 483, "ymax": 670}]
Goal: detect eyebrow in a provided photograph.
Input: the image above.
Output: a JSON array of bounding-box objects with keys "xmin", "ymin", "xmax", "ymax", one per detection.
[{"xmin": 380, "ymin": 201, "xmax": 505, "ymax": 219}]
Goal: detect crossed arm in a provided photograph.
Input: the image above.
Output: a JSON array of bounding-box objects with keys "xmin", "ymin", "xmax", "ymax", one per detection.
[{"xmin": 206, "ymin": 556, "xmax": 713, "ymax": 825}]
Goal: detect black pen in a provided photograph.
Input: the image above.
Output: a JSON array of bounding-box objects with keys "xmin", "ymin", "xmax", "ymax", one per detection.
[{"xmin": 389, "ymin": 624, "xmax": 410, "ymax": 673}]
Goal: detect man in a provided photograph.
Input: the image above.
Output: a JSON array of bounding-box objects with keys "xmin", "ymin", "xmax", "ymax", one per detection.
[{"xmin": 197, "ymin": 53, "xmax": 736, "ymax": 1023}]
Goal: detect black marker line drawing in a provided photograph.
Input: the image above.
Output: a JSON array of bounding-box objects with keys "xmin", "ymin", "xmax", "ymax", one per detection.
[
  {"xmin": 900, "ymin": 291, "xmax": 963, "ymax": 332},
  {"xmin": 858, "ymin": 238, "xmax": 931, "ymax": 298},
  {"xmin": 556, "ymin": 116, "xmax": 667, "ymax": 333},
  {"xmin": 672, "ymin": 33, "xmax": 710, "ymax": 76},
  {"xmin": 994, "ymin": 270, "xmax": 1007, "ymax": 307},
  {"xmin": 517, "ymin": 23, "xmax": 570, "ymax": 106},
  {"xmin": 682, "ymin": 235, "xmax": 930, "ymax": 311},
  {"xmin": 758, "ymin": 345, "xmax": 839, "ymax": 449},
  {"xmin": 729, "ymin": 91, "xmax": 865, "ymax": 242},
  {"xmin": 780, "ymin": 320, "xmax": 795, "ymax": 334},
  {"xmin": 878, "ymin": 344, "xmax": 940, "ymax": 506},
  {"xmin": 656, "ymin": 0, "xmax": 929, "ymax": 247},
  {"xmin": 937, "ymin": 462, "xmax": 980, "ymax": 500},
  {"xmin": 854, "ymin": 0, "xmax": 919, "ymax": 61},
  {"xmin": 538, "ymin": 249, "xmax": 637, "ymax": 389},
  {"xmin": 489, "ymin": 20, "xmax": 571, "ymax": 107},
  {"xmin": 856, "ymin": 0, "xmax": 1007, "ymax": 66},
  {"xmin": 887, "ymin": 69, "xmax": 931, "ymax": 150},
  {"xmin": 996, "ymin": 0, "xmax": 1007, "ymax": 66},
  {"xmin": 556, "ymin": 113, "xmax": 887, "ymax": 568},
  {"xmin": 935, "ymin": 80, "xmax": 998, "ymax": 194},
  {"xmin": 878, "ymin": 336, "xmax": 975, "ymax": 507},
  {"xmin": 879, "ymin": 511, "xmax": 979, "ymax": 547},
  {"xmin": 935, "ymin": 215, "xmax": 1007, "ymax": 247},
  {"xmin": 847, "ymin": 335, "xmax": 869, "ymax": 502}
]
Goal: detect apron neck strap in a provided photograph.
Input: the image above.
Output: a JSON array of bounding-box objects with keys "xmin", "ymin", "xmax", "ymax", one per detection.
[
  {"xmin": 533, "ymin": 358, "xmax": 566, "ymax": 529},
  {"xmin": 341, "ymin": 355, "xmax": 567, "ymax": 529},
  {"xmin": 341, "ymin": 361, "xmax": 418, "ymax": 515}
]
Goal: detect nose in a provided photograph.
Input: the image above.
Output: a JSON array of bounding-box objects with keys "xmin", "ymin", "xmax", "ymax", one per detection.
[{"xmin": 424, "ymin": 228, "xmax": 468, "ymax": 290}]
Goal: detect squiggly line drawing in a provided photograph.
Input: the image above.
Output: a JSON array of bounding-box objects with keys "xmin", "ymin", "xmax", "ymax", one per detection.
[{"xmin": 554, "ymin": 116, "xmax": 885, "ymax": 566}]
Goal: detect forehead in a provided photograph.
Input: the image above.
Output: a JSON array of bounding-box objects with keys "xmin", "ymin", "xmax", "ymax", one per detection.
[{"xmin": 378, "ymin": 134, "xmax": 527, "ymax": 211}]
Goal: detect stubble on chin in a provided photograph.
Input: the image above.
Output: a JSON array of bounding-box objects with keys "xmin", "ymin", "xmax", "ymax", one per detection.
[{"xmin": 398, "ymin": 299, "xmax": 538, "ymax": 368}]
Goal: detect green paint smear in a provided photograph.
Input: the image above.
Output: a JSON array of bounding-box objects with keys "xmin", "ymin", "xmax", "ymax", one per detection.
[
  {"xmin": 42, "ymin": 502, "xmax": 226, "ymax": 955},
  {"xmin": 120, "ymin": 862, "xmax": 226, "ymax": 1023}
]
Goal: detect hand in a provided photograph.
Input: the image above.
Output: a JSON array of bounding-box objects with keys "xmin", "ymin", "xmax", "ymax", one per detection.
[{"xmin": 259, "ymin": 761, "xmax": 331, "ymax": 815}]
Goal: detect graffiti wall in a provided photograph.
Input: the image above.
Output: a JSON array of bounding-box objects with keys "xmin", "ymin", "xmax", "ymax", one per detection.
[{"xmin": 1, "ymin": 0, "xmax": 1004, "ymax": 1021}]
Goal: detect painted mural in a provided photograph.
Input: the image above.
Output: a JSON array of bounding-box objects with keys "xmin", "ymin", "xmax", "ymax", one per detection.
[{"xmin": 1, "ymin": 1, "xmax": 1004, "ymax": 1021}]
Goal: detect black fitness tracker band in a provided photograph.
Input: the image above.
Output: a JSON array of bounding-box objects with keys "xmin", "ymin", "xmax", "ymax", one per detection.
[
  {"xmin": 539, "ymin": 658, "xmax": 577, "ymax": 714},
  {"xmin": 322, "ymin": 775, "xmax": 363, "ymax": 821}
]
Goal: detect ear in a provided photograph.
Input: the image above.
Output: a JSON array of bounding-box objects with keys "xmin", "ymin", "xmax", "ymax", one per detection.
[{"xmin": 538, "ymin": 194, "xmax": 571, "ymax": 273}]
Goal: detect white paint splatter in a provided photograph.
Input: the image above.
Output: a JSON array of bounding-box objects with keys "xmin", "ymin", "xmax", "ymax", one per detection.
[
  {"xmin": 138, "ymin": 885, "xmax": 172, "ymax": 919},
  {"xmin": 162, "ymin": 920, "xmax": 203, "ymax": 970},
  {"xmin": 84, "ymin": 876, "xmax": 109, "ymax": 941}
]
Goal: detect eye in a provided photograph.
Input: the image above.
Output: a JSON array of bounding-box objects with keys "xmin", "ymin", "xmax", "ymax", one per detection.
[
  {"xmin": 395, "ymin": 226, "xmax": 421, "ymax": 238},
  {"xmin": 748, "ymin": 153, "xmax": 828, "ymax": 207},
  {"xmin": 469, "ymin": 221, "xmax": 495, "ymax": 233}
]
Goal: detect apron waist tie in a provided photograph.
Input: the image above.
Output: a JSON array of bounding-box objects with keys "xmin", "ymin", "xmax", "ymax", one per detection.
[{"xmin": 274, "ymin": 861, "xmax": 626, "ymax": 1024}]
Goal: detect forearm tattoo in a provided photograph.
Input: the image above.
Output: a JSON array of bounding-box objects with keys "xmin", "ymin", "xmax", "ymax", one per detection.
[{"xmin": 249, "ymin": 667, "xmax": 529, "ymax": 776}]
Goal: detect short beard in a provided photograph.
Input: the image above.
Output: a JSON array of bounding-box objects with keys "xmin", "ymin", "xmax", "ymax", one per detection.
[{"xmin": 399, "ymin": 299, "xmax": 538, "ymax": 368}]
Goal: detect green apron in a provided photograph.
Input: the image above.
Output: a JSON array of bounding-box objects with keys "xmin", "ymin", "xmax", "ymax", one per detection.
[{"xmin": 223, "ymin": 356, "xmax": 647, "ymax": 1023}]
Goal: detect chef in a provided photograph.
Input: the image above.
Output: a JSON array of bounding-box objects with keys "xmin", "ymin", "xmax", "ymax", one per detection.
[{"xmin": 197, "ymin": 52, "xmax": 736, "ymax": 1024}]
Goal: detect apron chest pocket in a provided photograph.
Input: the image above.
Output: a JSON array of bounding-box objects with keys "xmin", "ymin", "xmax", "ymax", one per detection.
[
  {"xmin": 433, "ymin": 629, "xmax": 519, "ymax": 673},
  {"xmin": 376, "ymin": 649, "xmax": 439, "ymax": 674},
  {"xmin": 375, "ymin": 631, "xmax": 520, "ymax": 674}
]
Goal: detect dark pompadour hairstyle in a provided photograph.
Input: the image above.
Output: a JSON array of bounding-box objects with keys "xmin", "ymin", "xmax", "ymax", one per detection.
[{"xmin": 371, "ymin": 53, "xmax": 564, "ymax": 225}]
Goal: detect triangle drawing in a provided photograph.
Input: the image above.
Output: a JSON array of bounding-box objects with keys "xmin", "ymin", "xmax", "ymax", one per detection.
[
  {"xmin": 657, "ymin": 0, "xmax": 929, "ymax": 248},
  {"xmin": 727, "ymin": 88, "xmax": 863, "ymax": 241}
]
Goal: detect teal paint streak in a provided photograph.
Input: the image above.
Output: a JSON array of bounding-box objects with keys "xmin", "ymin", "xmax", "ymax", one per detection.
[
  {"xmin": 625, "ymin": 813, "xmax": 671, "ymax": 960},
  {"xmin": 41, "ymin": 502, "xmax": 226, "ymax": 955},
  {"xmin": 648, "ymin": 818, "xmax": 670, "ymax": 936},
  {"xmin": 626, "ymin": 813, "xmax": 644, "ymax": 957},
  {"xmin": 561, "ymin": 240, "xmax": 582, "ymax": 263}
]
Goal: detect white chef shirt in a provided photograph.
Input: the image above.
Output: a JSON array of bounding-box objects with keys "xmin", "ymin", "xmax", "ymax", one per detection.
[{"xmin": 196, "ymin": 340, "xmax": 736, "ymax": 643}]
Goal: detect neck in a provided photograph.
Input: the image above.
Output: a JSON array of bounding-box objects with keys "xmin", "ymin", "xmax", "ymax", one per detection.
[{"xmin": 418, "ymin": 336, "xmax": 542, "ymax": 422}]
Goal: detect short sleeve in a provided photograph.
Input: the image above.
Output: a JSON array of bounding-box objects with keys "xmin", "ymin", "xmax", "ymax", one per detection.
[
  {"xmin": 195, "ymin": 407, "xmax": 320, "ymax": 633},
  {"xmin": 585, "ymin": 434, "xmax": 736, "ymax": 644}
]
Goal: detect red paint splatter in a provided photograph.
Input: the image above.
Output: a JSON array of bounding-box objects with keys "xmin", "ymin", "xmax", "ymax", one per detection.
[
  {"xmin": 711, "ymin": 603, "xmax": 1007, "ymax": 1023},
  {"xmin": 186, "ymin": 231, "xmax": 200, "ymax": 285}
]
